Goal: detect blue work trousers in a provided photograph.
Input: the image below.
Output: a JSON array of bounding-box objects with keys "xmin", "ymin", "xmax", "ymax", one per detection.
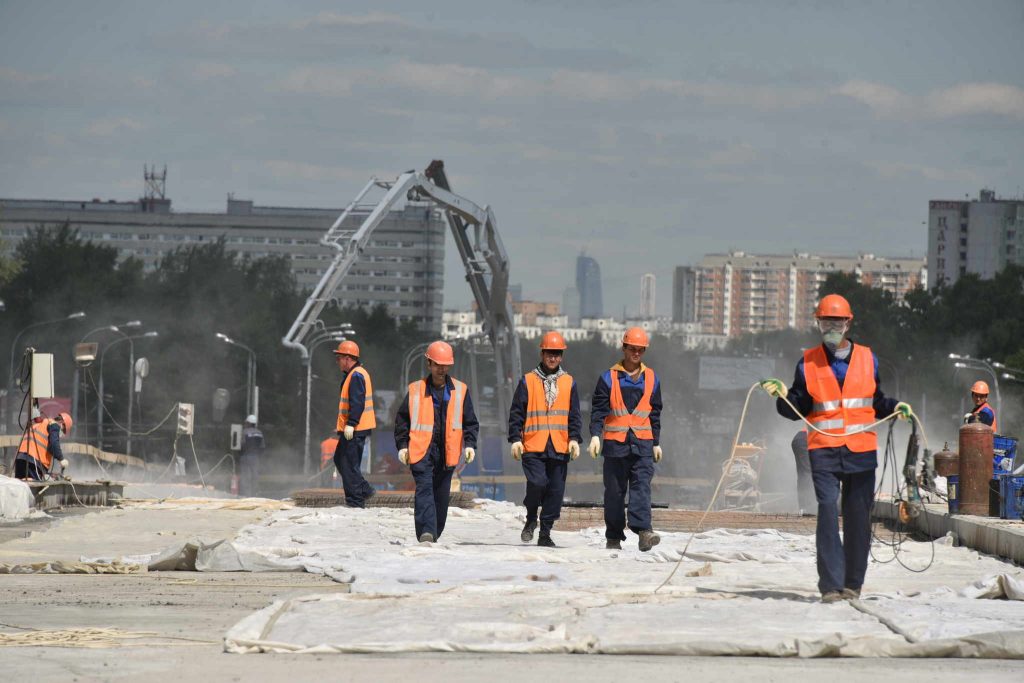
[
  {"xmin": 521, "ymin": 455, "xmax": 568, "ymax": 534},
  {"xmin": 409, "ymin": 449, "xmax": 454, "ymax": 540},
  {"xmin": 238, "ymin": 455, "xmax": 259, "ymax": 497},
  {"xmin": 811, "ymin": 467, "xmax": 876, "ymax": 594},
  {"xmin": 603, "ymin": 454, "xmax": 654, "ymax": 540},
  {"xmin": 334, "ymin": 435, "xmax": 375, "ymax": 508}
]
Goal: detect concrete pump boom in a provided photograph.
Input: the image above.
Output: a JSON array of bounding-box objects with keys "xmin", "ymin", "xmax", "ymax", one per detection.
[{"xmin": 282, "ymin": 161, "xmax": 521, "ymax": 426}]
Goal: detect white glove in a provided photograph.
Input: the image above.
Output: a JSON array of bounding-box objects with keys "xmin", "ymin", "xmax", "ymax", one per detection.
[
  {"xmin": 464, "ymin": 447, "xmax": 475, "ymax": 464},
  {"xmin": 398, "ymin": 448, "xmax": 410, "ymax": 465},
  {"xmin": 60, "ymin": 459, "xmax": 69, "ymax": 469},
  {"xmin": 588, "ymin": 435, "xmax": 601, "ymax": 459},
  {"xmin": 343, "ymin": 425, "xmax": 355, "ymax": 441},
  {"xmin": 568, "ymin": 440, "xmax": 580, "ymax": 460},
  {"xmin": 653, "ymin": 446, "xmax": 662, "ymax": 463},
  {"xmin": 511, "ymin": 441, "xmax": 524, "ymax": 460}
]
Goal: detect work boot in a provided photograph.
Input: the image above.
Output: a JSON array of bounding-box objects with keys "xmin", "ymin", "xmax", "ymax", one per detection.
[
  {"xmin": 605, "ymin": 539, "xmax": 622, "ymax": 550},
  {"xmin": 638, "ymin": 529, "xmax": 661, "ymax": 552},
  {"xmin": 821, "ymin": 591, "xmax": 844, "ymax": 604},
  {"xmin": 418, "ymin": 532, "xmax": 435, "ymax": 543},
  {"xmin": 841, "ymin": 587, "xmax": 861, "ymax": 600},
  {"xmin": 537, "ymin": 535, "xmax": 556, "ymax": 548},
  {"xmin": 521, "ymin": 520, "xmax": 537, "ymax": 543}
]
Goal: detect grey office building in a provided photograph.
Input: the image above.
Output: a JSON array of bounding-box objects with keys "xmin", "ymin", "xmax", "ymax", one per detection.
[
  {"xmin": 0, "ymin": 196, "xmax": 446, "ymax": 331},
  {"xmin": 575, "ymin": 254, "xmax": 603, "ymax": 319}
]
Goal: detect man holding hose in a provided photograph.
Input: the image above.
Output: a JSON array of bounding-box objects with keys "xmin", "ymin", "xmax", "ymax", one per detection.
[{"xmin": 760, "ymin": 293, "xmax": 913, "ymax": 603}]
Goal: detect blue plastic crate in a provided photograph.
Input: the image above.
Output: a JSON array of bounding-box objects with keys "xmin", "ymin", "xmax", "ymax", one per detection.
[
  {"xmin": 993, "ymin": 434, "xmax": 1017, "ymax": 475},
  {"xmin": 1000, "ymin": 475, "xmax": 1024, "ymax": 521}
]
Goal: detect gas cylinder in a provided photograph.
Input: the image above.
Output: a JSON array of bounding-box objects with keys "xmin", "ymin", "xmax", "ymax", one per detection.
[
  {"xmin": 958, "ymin": 422, "xmax": 993, "ymax": 516},
  {"xmin": 933, "ymin": 442, "xmax": 959, "ymax": 478},
  {"xmin": 230, "ymin": 473, "xmax": 240, "ymax": 496}
]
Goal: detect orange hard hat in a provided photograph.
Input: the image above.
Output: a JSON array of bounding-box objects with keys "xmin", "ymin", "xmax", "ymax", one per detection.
[
  {"xmin": 622, "ymin": 327, "xmax": 650, "ymax": 348},
  {"xmin": 58, "ymin": 412, "xmax": 73, "ymax": 434},
  {"xmin": 425, "ymin": 340, "xmax": 455, "ymax": 365},
  {"xmin": 971, "ymin": 381, "xmax": 990, "ymax": 396},
  {"xmin": 333, "ymin": 340, "xmax": 360, "ymax": 358},
  {"xmin": 815, "ymin": 294, "xmax": 854, "ymax": 319},
  {"xmin": 540, "ymin": 331, "xmax": 568, "ymax": 351}
]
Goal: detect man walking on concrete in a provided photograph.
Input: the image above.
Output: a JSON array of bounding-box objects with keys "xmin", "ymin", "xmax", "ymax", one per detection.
[
  {"xmin": 333, "ymin": 340, "xmax": 377, "ymax": 508},
  {"xmin": 238, "ymin": 414, "xmax": 265, "ymax": 497}
]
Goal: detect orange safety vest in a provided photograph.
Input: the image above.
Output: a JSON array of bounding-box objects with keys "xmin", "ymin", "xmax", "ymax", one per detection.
[
  {"xmin": 972, "ymin": 402, "xmax": 998, "ymax": 433},
  {"xmin": 320, "ymin": 437, "xmax": 339, "ymax": 468},
  {"xmin": 337, "ymin": 366, "xmax": 376, "ymax": 432},
  {"xmin": 522, "ymin": 373, "xmax": 573, "ymax": 453},
  {"xmin": 603, "ymin": 368, "xmax": 655, "ymax": 442},
  {"xmin": 406, "ymin": 378, "xmax": 467, "ymax": 466},
  {"xmin": 803, "ymin": 344, "xmax": 877, "ymax": 453},
  {"xmin": 19, "ymin": 419, "xmax": 55, "ymax": 470}
]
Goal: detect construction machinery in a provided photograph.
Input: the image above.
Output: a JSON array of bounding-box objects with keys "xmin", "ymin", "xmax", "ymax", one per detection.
[{"xmin": 282, "ymin": 160, "xmax": 521, "ymax": 473}]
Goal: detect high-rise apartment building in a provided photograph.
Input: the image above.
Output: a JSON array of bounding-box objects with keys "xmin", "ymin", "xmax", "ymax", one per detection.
[
  {"xmin": 639, "ymin": 273, "xmax": 656, "ymax": 318},
  {"xmin": 678, "ymin": 251, "xmax": 926, "ymax": 338},
  {"xmin": 928, "ymin": 189, "xmax": 1024, "ymax": 288},
  {"xmin": 0, "ymin": 195, "xmax": 447, "ymax": 331},
  {"xmin": 575, "ymin": 254, "xmax": 603, "ymax": 319},
  {"xmin": 672, "ymin": 266, "xmax": 696, "ymax": 323}
]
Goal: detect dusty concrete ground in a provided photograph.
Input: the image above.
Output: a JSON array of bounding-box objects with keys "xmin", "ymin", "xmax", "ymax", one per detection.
[{"xmin": 1, "ymin": 505, "xmax": 1021, "ymax": 682}]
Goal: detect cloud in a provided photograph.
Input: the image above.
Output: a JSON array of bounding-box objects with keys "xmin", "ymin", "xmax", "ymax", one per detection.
[
  {"xmin": 867, "ymin": 160, "xmax": 981, "ymax": 184},
  {"xmin": 835, "ymin": 80, "xmax": 1024, "ymax": 120},
  {"xmin": 0, "ymin": 66, "xmax": 53, "ymax": 84},
  {"xmin": 85, "ymin": 117, "xmax": 145, "ymax": 137},
  {"xmin": 193, "ymin": 62, "xmax": 236, "ymax": 81},
  {"xmin": 701, "ymin": 143, "xmax": 758, "ymax": 168},
  {"xmin": 261, "ymin": 160, "xmax": 393, "ymax": 184}
]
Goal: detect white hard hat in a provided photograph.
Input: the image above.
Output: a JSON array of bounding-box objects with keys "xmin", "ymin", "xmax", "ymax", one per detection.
[
  {"xmin": 31, "ymin": 406, "xmax": 41, "ymax": 419},
  {"xmin": 245, "ymin": 414, "xmax": 257, "ymax": 425}
]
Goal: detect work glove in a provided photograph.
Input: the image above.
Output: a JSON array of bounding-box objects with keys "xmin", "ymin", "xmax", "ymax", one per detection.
[
  {"xmin": 760, "ymin": 378, "xmax": 788, "ymax": 399},
  {"xmin": 398, "ymin": 448, "xmax": 410, "ymax": 465},
  {"xmin": 588, "ymin": 435, "xmax": 601, "ymax": 459},
  {"xmin": 464, "ymin": 447, "xmax": 475, "ymax": 464},
  {"xmin": 510, "ymin": 441, "xmax": 524, "ymax": 461},
  {"xmin": 653, "ymin": 446, "xmax": 662, "ymax": 463},
  {"xmin": 895, "ymin": 402, "xmax": 914, "ymax": 422},
  {"xmin": 568, "ymin": 440, "xmax": 580, "ymax": 460},
  {"xmin": 60, "ymin": 459, "xmax": 69, "ymax": 470},
  {"xmin": 343, "ymin": 425, "xmax": 355, "ymax": 441}
]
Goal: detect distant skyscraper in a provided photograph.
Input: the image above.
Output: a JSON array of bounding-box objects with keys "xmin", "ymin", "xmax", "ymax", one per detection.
[
  {"xmin": 672, "ymin": 266, "xmax": 696, "ymax": 323},
  {"xmin": 562, "ymin": 286, "xmax": 581, "ymax": 326},
  {"xmin": 640, "ymin": 273, "xmax": 656, "ymax": 318},
  {"xmin": 576, "ymin": 254, "xmax": 603, "ymax": 319}
]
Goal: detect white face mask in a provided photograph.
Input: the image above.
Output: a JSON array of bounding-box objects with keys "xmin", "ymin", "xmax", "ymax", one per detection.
[{"xmin": 817, "ymin": 319, "xmax": 849, "ymax": 351}]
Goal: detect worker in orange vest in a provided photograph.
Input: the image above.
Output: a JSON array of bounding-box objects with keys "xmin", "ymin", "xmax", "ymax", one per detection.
[
  {"xmin": 588, "ymin": 327, "xmax": 663, "ymax": 552},
  {"xmin": 964, "ymin": 380, "xmax": 997, "ymax": 431},
  {"xmin": 15, "ymin": 411, "xmax": 72, "ymax": 481},
  {"xmin": 761, "ymin": 293, "xmax": 913, "ymax": 603},
  {"xmin": 320, "ymin": 435, "xmax": 340, "ymax": 487},
  {"xmin": 507, "ymin": 331, "xmax": 582, "ymax": 547},
  {"xmin": 394, "ymin": 341, "xmax": 479, "ymax": 543},
  {"xmin": 333, "ymin": 340, "xmax": 377, "ymax": 507}
]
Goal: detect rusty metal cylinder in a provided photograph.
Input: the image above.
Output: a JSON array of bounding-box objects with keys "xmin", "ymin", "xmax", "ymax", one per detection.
[
  {"xmin": 933, "ymin": 443, "xmax": 960, "ymax": 478},
  {"xmin": 958, "ymin": 422, "xmax": 994, "ymax": 516}
]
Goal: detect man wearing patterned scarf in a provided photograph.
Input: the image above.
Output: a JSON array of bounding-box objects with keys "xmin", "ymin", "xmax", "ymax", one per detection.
[{"xmin": 507, "ymin": 331, "xmax": 582, "ymax": 547}]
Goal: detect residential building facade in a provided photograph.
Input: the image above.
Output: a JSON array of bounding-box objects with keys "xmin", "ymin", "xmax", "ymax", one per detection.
[{"xmin": 928, "ymin": 189, "xmax": 1024, "ymax": 288}]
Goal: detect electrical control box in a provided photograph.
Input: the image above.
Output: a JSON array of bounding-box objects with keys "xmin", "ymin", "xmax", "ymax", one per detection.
[
  {"xmin": 230, "ymin": 423, "xmax": 242, "ymax": 451},
  {"xmin": 30, "ymin": 353, "xmax": 55, "ymax": 399}
]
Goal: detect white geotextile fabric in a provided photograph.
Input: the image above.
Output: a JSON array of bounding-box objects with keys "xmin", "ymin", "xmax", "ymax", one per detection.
[
  {"xmin": 219, "ymin": 502, "xmax": 1024, "ymax": 657},
  {"xmin": 0, "ymin": 475, "xmax": 33, "ymax": 521}
]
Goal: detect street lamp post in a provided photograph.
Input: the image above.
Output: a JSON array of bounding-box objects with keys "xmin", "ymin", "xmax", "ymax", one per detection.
[
  {"xmin": 215, "ymin": 333, "xmax": 257, "ymax": 419},
  {"xmin": 73, "ymin": 321, "xmax": 141, "ymax": 429},
  {"xmin": 97, "ymin": 331, "xmax": 158, "ymax": 452},
  {"xmin": 4, "ymin": 311, "xmax": 86, "ymax": 432}
]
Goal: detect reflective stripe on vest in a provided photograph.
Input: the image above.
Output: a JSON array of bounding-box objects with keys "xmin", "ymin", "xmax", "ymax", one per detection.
[
  {"xmin": 522, "ymin": 373, "xmax": 573, "ymax": 453},
  {"xmin": 603, "ymin": 368, "xmax": 655, "ymax": 442},
  {"xmin": 803, "ymin": 344, "xmax": 877, "ymax": 453},
  {"xmin": 973, "ymin": 402, "xmax": 998, "ymax": 432},
  {"xmin": 337, "ymin": 366, "xmax": 376, "ymax": 432},
  {"xmin": 18, "ymin": 419, "xmax": 54, "ymax": 469},
  {"xmin": 407, "ymin": 378, "xmax": 467, "ymax": 466}
]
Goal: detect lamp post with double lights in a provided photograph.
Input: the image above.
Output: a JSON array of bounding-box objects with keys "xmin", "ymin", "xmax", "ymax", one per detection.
[
  {"xmin": 950, "ymin": 353, "xmax": 1001, "ymax": 420},
  {"xmin": 73, "ymin": 321, "xmax": 141, "ymax": 430},
  {"xmin": 4, "ymin": 311, "xmax": 86, "ymax": 432},
  {"xmin": 215, "ymin": 333, "xmax": 257, "ymax": 420},
  {"xmin": 97, "ymin": 331, "xmax": 158, "ymax": 453}
]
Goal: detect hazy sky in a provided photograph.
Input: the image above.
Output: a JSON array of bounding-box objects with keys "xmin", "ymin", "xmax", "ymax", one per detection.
[{"xmin": 2, "ymin": 1, "xmax": 1022, "ymax": 315}]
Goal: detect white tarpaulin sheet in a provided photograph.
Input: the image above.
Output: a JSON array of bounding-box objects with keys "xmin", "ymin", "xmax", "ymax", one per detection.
[
  {"xmin": 216, "ymin": 502, "xmax": 1024, "ymax": 657},
  {"xmin": 0, "ymin": 475, "xmax": 33, "ymax": 521}
]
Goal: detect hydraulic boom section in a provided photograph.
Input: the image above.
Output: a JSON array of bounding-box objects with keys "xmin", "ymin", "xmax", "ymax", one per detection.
[{"xmin": 282, "ymin": 161, "xmax": 521, "ymax": 423}]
